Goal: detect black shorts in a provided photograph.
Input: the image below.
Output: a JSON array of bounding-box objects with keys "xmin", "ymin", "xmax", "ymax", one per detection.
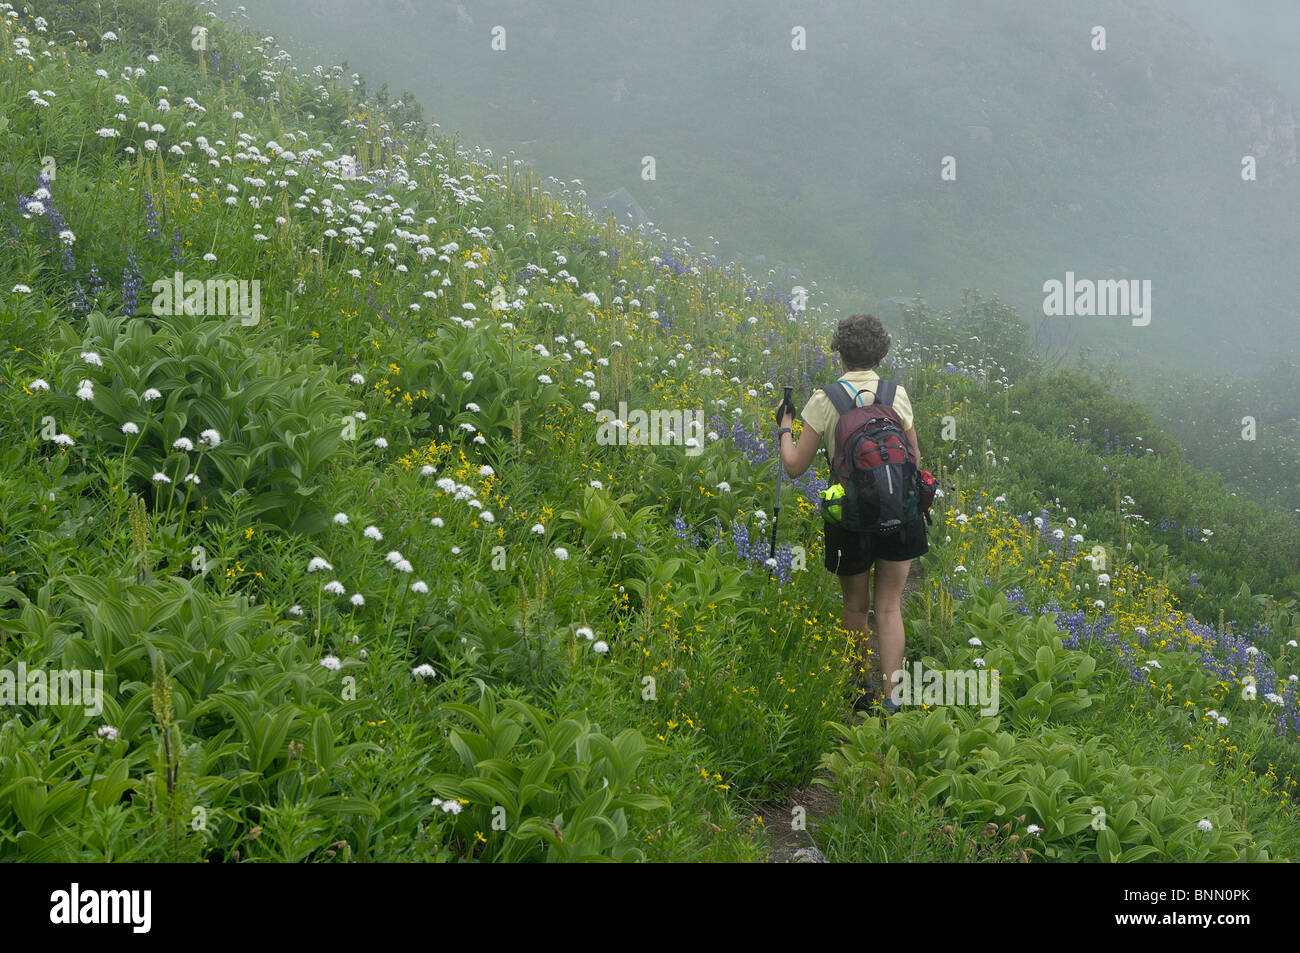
[{"xmin": 823, "ymin": 518, "xmax": 929, "ymax": 576}]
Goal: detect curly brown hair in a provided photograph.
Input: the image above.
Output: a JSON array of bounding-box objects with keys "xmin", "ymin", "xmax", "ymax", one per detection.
[{"xmin": 831, "ymin": 313, "xmax": 890, "ymax": 370}]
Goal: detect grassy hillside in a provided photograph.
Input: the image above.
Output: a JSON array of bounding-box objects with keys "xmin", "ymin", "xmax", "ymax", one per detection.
[
  {"xmin": 240, "ymin": 0, "xmax": 1300, "ymax": 377},
  {"xmin": 242, "ymin": 0, "xmax": 1300, "ymax": 521},
  {"xmin": 0, "ymin": 0, "xmax": 1297, "ymax": 862}
]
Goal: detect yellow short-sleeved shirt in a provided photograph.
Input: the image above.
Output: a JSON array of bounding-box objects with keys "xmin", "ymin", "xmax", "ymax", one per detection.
[{"xmin": 800, "ymin": 369, "xmax": 914, "ymax": 462}]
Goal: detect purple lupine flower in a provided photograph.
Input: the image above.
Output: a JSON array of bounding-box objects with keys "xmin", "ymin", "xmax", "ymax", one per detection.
[
  {"xmin": 773, "ymin": 543, "xmax": 793, "ymax": 584},
  {"xmin": 672, "ymin": 513, "xmax": 691, "ymax": 550},
  {"xmin": 143, "ymin": 194, "xmax": 160, "ymax": 240},
  {"xmin": 120, "ymin": 250, "xmax": 142, "ymax": 315},
  {"xmin": 732, "ymin": 521, "xmax": 752, "ymax": 562},
  {"xmin": 1056, "ymin": 604, "xmax": 1300, "ymax": 740},
  {"xmin": 17, "ymin": 172, "xmax": 75, "ymax": 270}
]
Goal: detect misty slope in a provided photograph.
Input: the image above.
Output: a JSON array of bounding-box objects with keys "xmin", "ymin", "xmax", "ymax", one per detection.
[
  {"xmin": 1171, "ymin": 0, "xmax": 1300, "ymax": 105},
  {"xmin": 243, "ymin": 0, "xmax": 1300, "ymax": 376},
  {"xmin": 1, "ymin": 0, "xmax": 1298, "ymax": 864}
]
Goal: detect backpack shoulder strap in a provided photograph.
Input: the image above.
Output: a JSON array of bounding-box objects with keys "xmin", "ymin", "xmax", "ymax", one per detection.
[
  {"xmin": 821, "ymin": 381, "xmax": 857, "ymax": 467},
  {"xmin": 873, "ymin": 379, "xmax": 897, "ymax": 407},
  {"xmin": 822, "ymin": 381, "xmax": 858, "ymax": 416}
]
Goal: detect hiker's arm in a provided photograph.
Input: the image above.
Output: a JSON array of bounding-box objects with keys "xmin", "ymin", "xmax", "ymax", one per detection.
[
  {"xmin": 905, "ymin": 426, "xmax": 920, "ymax": 468},
  {"xmin": 776, "ymin": 404, "xmax": 821, "ymax": 478},
  {"xmin": 780, "ymin": 426, "xmax": 821, "ymax": 478}
]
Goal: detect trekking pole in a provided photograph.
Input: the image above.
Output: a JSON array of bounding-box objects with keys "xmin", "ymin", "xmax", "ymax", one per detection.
[{"xmin": 769, "ymin": 386, "xmax": 793, "ymax": 562}]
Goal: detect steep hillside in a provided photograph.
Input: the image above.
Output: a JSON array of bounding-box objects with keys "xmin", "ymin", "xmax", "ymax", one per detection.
[
  {"xmin": 0, "ymin": 0, "xmax": 1297, "ymax": 862},
  {"xmin": 241, "ymin": 0, "xmax": 1300, "ymax": 376}
]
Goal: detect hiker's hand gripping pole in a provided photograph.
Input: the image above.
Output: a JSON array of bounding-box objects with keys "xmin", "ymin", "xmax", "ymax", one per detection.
[{"xmin": 769, "ymin": 386, "xmax": 794, "ymax": 561}]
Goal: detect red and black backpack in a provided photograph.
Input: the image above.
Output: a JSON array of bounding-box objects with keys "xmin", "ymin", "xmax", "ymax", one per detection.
[{"xmin": 821, "ymin": 379, "xmax": 933, "ymax": 536}]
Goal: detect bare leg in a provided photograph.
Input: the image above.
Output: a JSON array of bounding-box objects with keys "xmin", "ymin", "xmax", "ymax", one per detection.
[
  {"xmin": 872, "ymin": 558, "xmax": 912, "ymax": 699},
  {"xmin": 839, "ymin": 570, "xmax": 873, "ymax": 685}
]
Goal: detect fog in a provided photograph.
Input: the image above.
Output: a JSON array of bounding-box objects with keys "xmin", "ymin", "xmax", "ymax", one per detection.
[
  {"xmin": 237, "ymin": 0, "xmax": 1299, "ymax": 479},
  {"xmin": 1177, "ymin": 0, "xmax": 1300, "ymax": 105}
]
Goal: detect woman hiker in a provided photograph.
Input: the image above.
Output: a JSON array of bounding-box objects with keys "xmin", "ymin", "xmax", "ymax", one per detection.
[{"xmin": 775, "ymin": 313, "xmax": 928, "ymax": 713}]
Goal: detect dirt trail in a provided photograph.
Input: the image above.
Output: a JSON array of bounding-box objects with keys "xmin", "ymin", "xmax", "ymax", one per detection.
[{"xmin": 758, "ymin": 559, "xmax": 925, "ymax": 862}]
